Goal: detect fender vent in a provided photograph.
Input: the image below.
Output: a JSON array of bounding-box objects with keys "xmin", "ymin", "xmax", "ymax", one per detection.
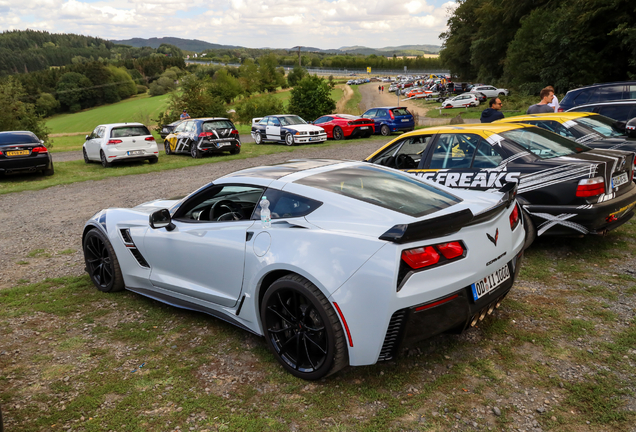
[
  {"xmin": 130, "ymin": 248, "xmax": 150, "ymax": 268},
  {"xmin": 120, "ymin": 229, "xmax": 134, "ymax": 245},
  {"xmin": 378, "ymin": 309, "xmax": 407, "ymax": 361},
  {"xmin": 120, "ymin": 228, "xmax": 150, "ymax": 268}
]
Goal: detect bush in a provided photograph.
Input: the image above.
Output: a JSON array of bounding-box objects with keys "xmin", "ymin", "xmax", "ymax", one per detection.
[
  {"xmin": 148, "ymin": 82, "xmax": 166, "ymax": 96},
  {"xmin": 35, "ymin": 93, "xmax": 59, "ymax": 117},
  {"xmin": 234, "ymin": 95, "xmax": 285, "ymax": 125},
  {"xmin": 287, "ymin": 75, "xmax": 335, "ymax": 122},
  {"xmin": 136, "ymin": 85, "xmax": 148, "ymax": 94}
]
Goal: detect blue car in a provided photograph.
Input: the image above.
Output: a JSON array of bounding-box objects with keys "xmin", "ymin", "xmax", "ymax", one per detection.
[{"xmin": 361, "ymin": 107, "xmax": 415, "ymax": 136}]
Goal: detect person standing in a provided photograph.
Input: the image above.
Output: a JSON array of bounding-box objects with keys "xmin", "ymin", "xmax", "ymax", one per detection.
[
  {"xmin": 180, "ymin": 109, "xmax": 191, "ymax": 120},
  {"xmin": 378, "ymin": 85, "xmax": 381, "ymax": 94},
  {"xmin": 546, "ymin": 85, "xmax": 559, "ymax": 112},
  {"xmin": 480, "ymin": 98, "xmax": 505, "ymax": 123},
  {"xmin": 527, "ymin": 88, "xmax": 555, "ymax": 114}
]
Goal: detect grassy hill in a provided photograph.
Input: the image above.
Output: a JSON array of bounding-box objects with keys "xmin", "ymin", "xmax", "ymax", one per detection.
[
  {"xmin": 112, "ymin": 37, "xmax": 238, "ymax": 52},
  {"xmin": 46, "ymin": 94, "xmax": 171, "ymax": 134}
]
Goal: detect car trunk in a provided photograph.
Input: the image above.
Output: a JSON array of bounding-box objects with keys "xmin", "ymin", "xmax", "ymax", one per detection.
[{"xmin": 110, "ymin": 126, "xmax": 154, "ymax": 152}]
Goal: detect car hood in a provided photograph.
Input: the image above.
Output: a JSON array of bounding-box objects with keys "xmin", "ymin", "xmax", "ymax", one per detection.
[
  {"xmin": 285, "ymin": 124, "xmax": 325, "ymax": 133},
  {"xmin": 133, "ymin": 199, "xmax": 182, "ymax": 214}
]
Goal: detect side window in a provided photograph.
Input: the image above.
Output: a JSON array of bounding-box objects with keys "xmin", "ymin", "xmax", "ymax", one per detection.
[
  {"xmin": 175, "ymin": 184, "xmax": 265, "ymax": 222},
  {"xmin": 589, "ymin": 86, "xmax": 622, "ymax": 103},
  {"xmin": 429, "ymin": 133, "xmax": 479, "ymax": 169},
  {"xmin": 259, "ymin": 117, "xmax": 268, "ymax": 125},
  {"xmin": 364, "ymin": 110, "xmax": 377, "ymax": 118},
  {"xmin": 186, "ymin": 122, "xmax": 197, "ymax": 133},
  {"xmin": 174, "ymin": 122, "xmax": 187, "ymax": 133},
  {"xmin": 527, "ymin": 120, "xmax": 576, "ymax": 139},
  {"xmin": 596, "ymin": 105, "xmax": 634, "ymax": 122},
  {"xmin": 573, "ymin": 89, "xmax": 593, "ymax": 105},
  {"xmin": 269, "ymin": 117, "xmax": 281, "ymax": 126},
  {"xmin": 472, "ymin": 141, "xmax": 504, "ymax": 168},
  {"xmin": 377, "ymin": 109, "xmax": 388, "ymax": 118},
  {"xmin": 251, "ymin": 188, "xmax": 322, "ymax": 220},
  {"xmin": 314, "ymin": 116, "xmax": 330, "ymax": 125},
  {"xmin": 91, "ymin": 126, "xmax": 101, "ymax": 139},
  {"xmin": 628, "ymin": 85, "xmax": 636, "ymax": 100}
]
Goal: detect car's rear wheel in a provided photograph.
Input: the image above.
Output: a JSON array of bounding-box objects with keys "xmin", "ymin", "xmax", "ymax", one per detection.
[
  {"xmin": 100, "ymin": 151, "xmax": 111, "ymax": 168},
  {"xmin": 285, "ymin": 133, "xmax": 295, "ymax": 146},
  {"xmin": 148, "ymin": 157, "xmax": 158, "ymax": 164},
  {"xmin": 380, "ymin": 125, "xmax": 391, "ymax": 136},
  {"xmin": 230, "ymin": 148, "xmax": 240, "ymax": 155},
  {"xmin": 522, "ymin": 210, "xmax": 536, "ymax": 250},
  {"xmin": 190, "ymin": 143, "xmax": 201, "ymax": 159},
  {"xmin": 261, "ymin": 274, "xmax": 347, "ymax": 380},
  {"xmin": 83, "ymin": 148, "xmax": 90, "ymax": 164},
  {"xmin": 83, "ymin": 229, "xmax": 124, "ymax": 293},
  {"xmin": 254, "ymin": 133, "xmax": 263, "ymax": 145},
  {"xmin": 42, "ymin": 161, "xmax": 54, "ymax": 176},
  {"xmin": 333, "ymin": 126, "xmax": 344, "ymax": 140}
]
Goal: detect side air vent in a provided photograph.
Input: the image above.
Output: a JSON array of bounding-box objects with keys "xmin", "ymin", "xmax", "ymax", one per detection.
[
  {"xmin": 119, "ymin": 228, "xmax": 150, "ymax": 268},
  {"xmin": 378, "ymin": 309, "xmax": 407, "ymax": 361}
]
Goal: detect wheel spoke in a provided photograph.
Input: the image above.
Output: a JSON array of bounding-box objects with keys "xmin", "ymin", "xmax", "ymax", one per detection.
[
  {"xmin": 267, "ymin": 325, "xmax": 293, "ymax": 334},
  {"xmin": 277, "ymin": 292, "xmax": 297, "ymax": 321},
  {"xmin": 302, "ymin": 335, "xmax": 318, "ymax": 371},
  {"xmin": 267, "ymin": 305, "xmax": 295, "ymax": 326},
  {"xmin": 278, "ymin": 333, "xmax": 298, "ymax": 357},
  {"xmin": 295, "ymin": 331, "xmax": 302, "ymax": 370},
  {"xmin": 304, "ymin": 333, "xmax": 327, "ymax": 355}
]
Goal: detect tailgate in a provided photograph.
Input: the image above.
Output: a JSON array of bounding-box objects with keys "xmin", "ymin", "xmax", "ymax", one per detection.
[{"xmin": 583, "ymin": 149, "xmax": 635, "ymax": 197}]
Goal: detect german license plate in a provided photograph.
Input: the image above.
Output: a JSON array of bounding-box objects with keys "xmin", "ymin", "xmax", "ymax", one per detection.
[
  {"xmin": 6, "ymin": 150, "xmax": 29, "ymax": 156},
  {"xmin": 217, "ymin": 142, "xmax": 230, "ymax": 147},
  {"xmin": 471, "ymin": 264, "xmax": 510, "ymax": 301},
  {"xmin": 402, "ymin": 119, "xmax": 409, "ymax": 122},
  {"xmin": 611, "ymin": 172, "xmax": 629, "ymax": 188},
  {"xmin": 127, "ymin": 150, "xmax": 143, "ymax": 156},
  {"xmin": 360, "ymin": 126, "xmax": 369, "ymax": 130}
]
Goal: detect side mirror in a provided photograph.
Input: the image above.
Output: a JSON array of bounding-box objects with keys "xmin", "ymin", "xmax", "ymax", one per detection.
[
  {"xmin": 626, "ymin": 117, "xmax": 636, "ymax": 138},
  {"xmin": 615, "ymin": 121, "xmax": 627, "ymax": 133},
  {"xmin": 86, "ymin": 135, "xmax": 90, "ymax": 140},
  {"xmin": 150, "ymin": 209, "xmax": 175, "ymax": 231}
]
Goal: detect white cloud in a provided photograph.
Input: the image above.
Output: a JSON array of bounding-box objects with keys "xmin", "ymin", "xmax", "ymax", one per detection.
[{"xmin": 1, "ymin": 0, "xmax": 455, "ymax": 48}]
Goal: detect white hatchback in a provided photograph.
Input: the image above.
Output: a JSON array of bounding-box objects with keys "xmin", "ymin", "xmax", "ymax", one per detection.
[
  {"xmin": 470, "ymin": 85, "xmax": 509, "ymax": 98},
  {"xmin": 83, "ymin": 123, "xmax": 159, "ymax": 168},
  {"xmin": 442, "ymin": 94, "xmax": 481, "ymax": 108}
]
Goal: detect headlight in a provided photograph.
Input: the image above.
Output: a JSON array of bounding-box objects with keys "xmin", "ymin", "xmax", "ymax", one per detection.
[{"xmin": 295, "ymin": 131, "xmax": 308, "ymax": 136}]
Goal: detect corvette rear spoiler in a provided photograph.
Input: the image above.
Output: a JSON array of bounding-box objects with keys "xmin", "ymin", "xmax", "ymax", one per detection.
[{"xmin": 379, "ymin": 181, "xmax": 518, "ymax": 244}]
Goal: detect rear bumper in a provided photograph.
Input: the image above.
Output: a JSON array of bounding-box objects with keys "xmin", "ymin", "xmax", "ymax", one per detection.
[
  {"xmin": 0, "ymin": 154, "xmax": 52, "ymax": 174},
  {"xmin": 197, "ymin": 139, "xmax": 241, "ymax": 153},
  {"xmin": 525, "ymin": 186, "xmax": 636, "ymax": 236},
  {"xmin": 378, "ymin": 253, "xmax": 522, "ymax": 361},
  {"xmin": 348, "ymin": 126, "xmax": 374, "ymax": 138}
]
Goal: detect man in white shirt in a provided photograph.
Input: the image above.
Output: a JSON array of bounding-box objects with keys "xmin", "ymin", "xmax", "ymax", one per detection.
[{"xmin": 546, "ymin": 86, "xmax": 559, "ymax": 112}]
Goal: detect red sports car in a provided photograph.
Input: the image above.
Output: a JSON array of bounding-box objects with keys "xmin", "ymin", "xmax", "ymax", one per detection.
[{"xmin": 312, "ymin": 114, "xmax": 375, "ymax": 140}]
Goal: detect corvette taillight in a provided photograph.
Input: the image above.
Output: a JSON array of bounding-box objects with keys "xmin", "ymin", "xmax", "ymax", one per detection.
[
  {"xmin": 576, "ymin": 176, "xmax": 605, "ymax": 197},
  {"xmin": 31, "ymin": 146, "xmax": 48, "ymax": 153},
  {"xmin": 107, "ymin": 139, "xmax": 122, "ymax": 145},
  {"xmin": 401, "ymin": 241, "xmax": 465, "ymax": 270},
  {"xmin": 510, "ymin": 204, "xmax": 520, "ymax": 230},
  {"xmin": 145, "ymin": 136, "xmax": 155, "ymax": 141}
]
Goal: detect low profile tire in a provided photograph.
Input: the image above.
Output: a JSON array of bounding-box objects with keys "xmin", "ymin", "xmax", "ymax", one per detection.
[
  {"xmin": 380, "ymin": 125, "xmax": 391, "ymax": 136},
  {"xmin": 333, "ymin": 126, "xmax": 344, "ymax": 140},
  {"xmin": 285, "ymin": 133, "xmax": 295, "ymax": 146},
  {"xmin": 190, "ymin": 144, "xmax": 201, "ymax": 159},
  {"xmin": 261, "ymin": 274, "xmax": 348, "ymax": 380},
  {"xmin": 83, "ymin": 229, "xmax": 124, "ymax": 293},
  {"xmin": 164, "ymin": 141, "xmax": 172, "ymax": 155},
  {"xmin": 100, "ymin": 151, "xmax": 111, "ymax": 168},
  {"xmin": 522, "ymin": 210, "xmax": 536, "ymax": 250},
  {"xmin": 229, "ymin": 147, "xmax": 240, "ymax": 155},
  {"xmin": 254, "ymin": 133, "xmax": 263, "ymax": 145},
  {"xmin": 148, "ymin": 157, "xmax": 158, "ymax": 164},
  {"xmin": 83, "ymin": 148, "xmax": 90, "ymax": 164},
  {"xmin": 42, "ymin": 161, "xmax": 54, "ymax": 176}
]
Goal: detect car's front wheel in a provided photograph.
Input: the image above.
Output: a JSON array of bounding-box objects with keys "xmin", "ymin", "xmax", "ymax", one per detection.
[
  {"xmin": 285, "ymin": 133, "xmax": 295, "ymax": 146},
  {"xmin": 164, "ymin": 141, "xmax": 172, "ymax": 155},
  {"xmin": 380, "ymin": 125, "xmax": 391, "ymax": 136},
  {"xmin": 261, "ymin": 274, "xmax": 347, "ymax": 380},
  {"xmin": 83, "ymin": 228, "xmax": 124, "ymax": 293},
  {"xmin": 333, "ymin": 126, "xmax": 344, "ymax": 140},
  {"xmin": 83, "ymin": 148, "xmax": 90, "ymax": 164},
  {"xmin": 100, "ymin": 151, "xmax": 111, "ymax": 168},
  {"xmin": 254, "ymin": 133, "xmax": 263, "ymax": 145}
]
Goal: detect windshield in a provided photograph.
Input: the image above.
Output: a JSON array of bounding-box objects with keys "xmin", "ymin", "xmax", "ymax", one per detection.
[
  {"xmin": 574, "ymin": 115, "xmax": 625, "ymax": 138},
  {"xmin": 279, "ymin": 116, "xmax": 306, "ymax": 126},
  {"xmin": 295, "ymin": 165, "xmax": 461, "ymax": 217},
  {"xmin": 500, "ymin": 128, "xmax": 590, "ymax": 159}
]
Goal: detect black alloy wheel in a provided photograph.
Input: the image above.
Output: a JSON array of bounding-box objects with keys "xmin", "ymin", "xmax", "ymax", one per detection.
[
  {"xmin": 254, "ymin": 133, "xmax": 263, "ymax": 145},
  {"xmin": 100, "ymin": 151, "xmax": 111, "ymax": 168},
  {"xmin": 190, "ymin": 143, "xmax": 201, "ymax": 159},
  {"xmin": 261, "ymin": 275, "xmax": 347, "ymax": 380},
  {"xmin": 333, "ymin": 126, "xmax": 344, "ymax": 140},
  {"xmin": 380, "ymin": 125, "xmax": 391, "ymax": 136},
  {"xmin": 83, "ymin": 229, "xmax": 124, "ymax": 293},
  {"xmin": 285, "ymin": 133, "xmax": 295, "ymax": 146},
  {"xmin": 83, "ymin": 148, "xmax": 90, "ymax": 164},
  {"xmin": 164, "ymin": 141, "xmax": 172, "ymax": 155}
]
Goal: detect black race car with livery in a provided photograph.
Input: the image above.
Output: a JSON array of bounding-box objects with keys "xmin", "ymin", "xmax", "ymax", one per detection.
[
  {"xmin": 365, "ymin": 123, "xmax": 636, "ymax": 245},
  {"xmin": 251, "ymin": 115, "xmax": 327, "ymax": 146},
  {"xmin": 164, "ymin": 118, "xmax": 240, "ymax": 158}
]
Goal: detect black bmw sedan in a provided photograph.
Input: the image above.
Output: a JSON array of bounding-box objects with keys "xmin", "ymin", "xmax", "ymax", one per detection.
[{"xmin": 0, "ymin": 131, "xmax": 54, "ymax": 176}]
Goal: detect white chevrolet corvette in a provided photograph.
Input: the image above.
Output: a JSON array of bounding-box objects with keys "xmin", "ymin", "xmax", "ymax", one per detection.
[{"xmin": 82, "ymin": 160, "xmax": 525, "ymax": 379}]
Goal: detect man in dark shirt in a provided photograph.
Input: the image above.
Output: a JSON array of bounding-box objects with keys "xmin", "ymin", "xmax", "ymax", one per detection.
[
  {"xmin": 527, "ymin": 89, "xmax": 555, "ymax": 114},
  {"xmin": 480, "ymin": 98, "xmax": 505, "ymax": 123}
]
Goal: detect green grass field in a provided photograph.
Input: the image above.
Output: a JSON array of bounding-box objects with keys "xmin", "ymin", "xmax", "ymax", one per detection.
[{"xmin": 46, "ymin": 94, "xmax": 171, "ymax": 134}]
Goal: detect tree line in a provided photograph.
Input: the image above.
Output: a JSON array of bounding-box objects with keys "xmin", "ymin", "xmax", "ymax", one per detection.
[{"xmin": 439, "ymin": 0, "xmax": 636, "ymax": 94}]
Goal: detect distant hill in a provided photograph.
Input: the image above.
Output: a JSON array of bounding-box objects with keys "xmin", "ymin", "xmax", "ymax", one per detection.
[
  {"xmin": 338, "ymin": 44, "xmax": 441, "ymax": 55},
  {"xmin": 112, "ymin": 37, "xmax": 239, "ymax": 52}
]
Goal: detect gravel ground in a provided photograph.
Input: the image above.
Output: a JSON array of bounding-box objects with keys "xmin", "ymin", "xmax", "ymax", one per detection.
[{"xmin": 0, "ymin": 139, "xmax": 383, "ymax": 289}]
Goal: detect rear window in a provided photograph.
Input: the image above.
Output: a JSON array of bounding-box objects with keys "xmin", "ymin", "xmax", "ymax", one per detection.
[
  {"xmin": 295, "ymin": 165, "xmax": 461, "ymax": 217},
  {"xmin": 0, "ymin": 132, "xmax": 39, "ymax": 144},
  {"xmin": 110, "ymin": 126, "xmax": 151, "ymax": 138},
  {"xmin": 500, "ymin": 128, "xmax": 590, "ymax": 159},
  {"xmin": 202, "ymin": 120, "xmax": 234, "ymax": 131},
  {"xmin": 575, "ymin": 115, "xmax": 625, "ymax": 138},
  {"xmin": 391, "ymin": 108, "xmax": 411, "ymax": 116}
]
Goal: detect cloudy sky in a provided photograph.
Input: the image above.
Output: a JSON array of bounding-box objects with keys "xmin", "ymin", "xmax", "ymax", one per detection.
[{"xmin": 1, "ymin": 0, "xmax": 458, "ymax": 49}]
